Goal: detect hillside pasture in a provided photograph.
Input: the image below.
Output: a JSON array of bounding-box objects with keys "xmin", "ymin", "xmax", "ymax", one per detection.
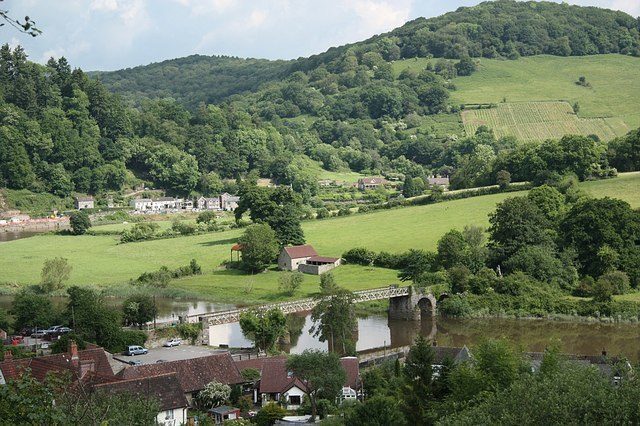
[
  {"xmin": 450, "ymin": 54, "xmax": 640, "ymax": 131},
  {"xmin": 1, "ymin": 173, "xmax": 639, "ymax": 303},
  {"xmin": 461, "ymin": 101, "xmax": 617, "ymax": 142}
]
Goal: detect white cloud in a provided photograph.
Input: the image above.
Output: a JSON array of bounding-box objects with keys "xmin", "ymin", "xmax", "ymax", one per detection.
[
  {"xmin": 349, "ymin": 0, "xmax": 413, "ymax": 36},
  {"xmin": 90, "ymin": 0, "xmax": 119, "ymax": 12}
]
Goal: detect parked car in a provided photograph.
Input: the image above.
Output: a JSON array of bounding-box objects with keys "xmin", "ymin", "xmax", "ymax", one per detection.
[
  {"xmin": 123, "ymin": 345, "xmax": 148, "ymax": 356},
  {"xmin": 128, "ymin": 360, "xmax": 143, "ymax": 366},
  {"xmin": 46, "ymin": 327, "xmax": 73, "ymax": 339},
  {"xmin": 45, "ymin": 325, "xmax": 63, "ymax": 335},
  {"xmin": 31, "ymin": 329, "xmax": 47, "ymax": 338},
  {"xmin": 163, "ymin": 338, "xmax": 182, "ymax": 347}
]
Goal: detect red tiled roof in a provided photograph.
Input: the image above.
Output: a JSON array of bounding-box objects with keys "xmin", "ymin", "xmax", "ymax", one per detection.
[
  {"xmin": 117, "ymin": 352, "xmax": 242, "ymax": 393},
  {"xmin": 258, "ymin": 357, "xmax": 306, "ymax": 394},
  {"xmin": 239, "ymin": 356, "xmax": 359, "ymax": 394},
  {"xmin": 307, "ymin": 256, "xmax": 339, "ymax": 264},
  {"xmin": 0, "ymin": 348, "xmax": 114, "ymax": 383},
  {"xmin": 340, "ymin": 357, "xmax": 359, "ymax": 389},
  {"xmin": 231, "ymin": 243, "xmax": 243, "ymax": 251},
  {"xmin": 282, "ymin": 245, "xmax": 318, "ymax": 260},
  {"xmin": 93, "ymin": 372, "xmax": 188, "ymax": 411}
]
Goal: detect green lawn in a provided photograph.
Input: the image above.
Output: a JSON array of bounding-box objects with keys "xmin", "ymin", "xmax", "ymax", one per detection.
[
  {"xmin": 448, "ymin": 54, "xmax": 640, "ymax": 131},
  {"xmin": 1, "ymin": 172, "xmax": 639, "ymax": 303}
]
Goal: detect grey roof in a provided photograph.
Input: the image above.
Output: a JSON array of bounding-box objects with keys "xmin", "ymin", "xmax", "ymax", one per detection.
[
  {"xmin": 209, "ymin": 405, "xmax": 239, "ymax": 415},
  {"xmin": 133, "ymin": 198, "xmax": 152, "ymax": 203},
  {"xmin": 156, "ymin": 197, "xmax": 176, "ymax": 202},
  {"xmin": 75, "ymin": 196, "xmax": 94, "ymax": 202}
]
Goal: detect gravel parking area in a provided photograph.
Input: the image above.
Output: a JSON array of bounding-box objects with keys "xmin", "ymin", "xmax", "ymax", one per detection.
[{"xmin": 114, "ymin": 344, "xmax": 224, "ymax": 365}]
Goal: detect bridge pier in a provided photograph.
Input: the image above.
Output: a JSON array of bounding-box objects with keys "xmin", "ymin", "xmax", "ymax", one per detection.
[{"xmin": 388, "ymin": 287, "xmax": 437, "ymax": 321}]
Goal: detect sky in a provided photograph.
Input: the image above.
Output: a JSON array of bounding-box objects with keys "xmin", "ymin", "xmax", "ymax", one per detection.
[{"xmin": 3, "ymin": 0, "xmax": 640, "ymax": 71}]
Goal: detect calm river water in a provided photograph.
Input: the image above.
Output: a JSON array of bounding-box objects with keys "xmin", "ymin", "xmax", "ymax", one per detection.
[{"xmin": 2, "ymin": 295, "xmax": 639, "ymax": 360}]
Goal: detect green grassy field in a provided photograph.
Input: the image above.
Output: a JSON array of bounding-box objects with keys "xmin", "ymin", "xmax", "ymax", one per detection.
[
  {"xmin": 461, "ymin": 101, "xmax": 618, "ymax": 142},
  {"xmin": 1, "ymin": 173, "xmax": 638, "ymax": 303},
  {"xmin": 393, "ymin": 54, "xmax": 640, "ymax": 138},
  {"xmin": 450, "ymin": 54, "xmax": 640, "ymax": 131}
]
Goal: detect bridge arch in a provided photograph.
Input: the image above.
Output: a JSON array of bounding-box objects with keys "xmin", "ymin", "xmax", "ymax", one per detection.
[{"xmin": 388, "ymin": 288, "xmax": 437, "ymax": 321}]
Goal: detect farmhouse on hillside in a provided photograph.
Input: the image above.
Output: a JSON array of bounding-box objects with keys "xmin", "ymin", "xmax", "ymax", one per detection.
[
  {"xmin": 278, "ymin": 244, "xmax": 341, "ymax": 275},
  {"xmin": 426, "ymin": 176, "xmax": 450, "ymax": 187},
  {"xmin": 357, "ymin": 177, "xmax": 388, "ymax": 191},
  {"xmin": 74, "ymin": 196, "xmax": 94, "ymax": 210}
]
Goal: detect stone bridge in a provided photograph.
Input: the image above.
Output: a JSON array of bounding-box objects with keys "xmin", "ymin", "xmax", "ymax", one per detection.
[{"xmin": 188, "ymin": 286, "xmax": 437, "ymax": 346}]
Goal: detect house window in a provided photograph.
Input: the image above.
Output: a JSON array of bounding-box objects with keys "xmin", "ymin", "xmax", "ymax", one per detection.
[
  {"xmin": 165, "ymin": 409, "xmax": 174, "ymax": 420},
  {"xmin": 289, "ymin": 395, "xmax": 301, "ymax": 405}
]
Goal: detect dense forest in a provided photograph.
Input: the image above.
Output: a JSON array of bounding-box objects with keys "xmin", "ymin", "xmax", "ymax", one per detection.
[{"xmin": 1, "ymin": 0, "xmax": 640, "ymax": 202}]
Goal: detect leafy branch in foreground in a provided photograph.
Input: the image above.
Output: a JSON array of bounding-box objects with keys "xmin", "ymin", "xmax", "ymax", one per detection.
[{"xmin": 0, "ymin": 1, "xmax": 41, "ymax": 37}]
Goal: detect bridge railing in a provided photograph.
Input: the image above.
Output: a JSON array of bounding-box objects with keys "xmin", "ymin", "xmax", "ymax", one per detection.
[{"xmin": 187, "ymin": 285, "xmax": 412, "ymax": 325}]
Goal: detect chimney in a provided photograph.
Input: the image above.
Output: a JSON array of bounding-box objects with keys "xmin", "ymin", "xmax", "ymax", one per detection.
[{"xmin": 69, "ymin": 340, "xmax": 79, "ymax": 367}]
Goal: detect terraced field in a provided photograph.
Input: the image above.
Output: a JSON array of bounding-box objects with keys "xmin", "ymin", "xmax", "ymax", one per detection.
[{"xmin": 461, "ymin": 101, "xmax": 618, "ymax": 142}]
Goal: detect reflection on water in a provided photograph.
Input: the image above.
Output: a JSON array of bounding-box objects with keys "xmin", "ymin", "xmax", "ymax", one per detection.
[
  {"xmin": 0, "ymin": 295, "xmax": 235, "ymax": 324},
  {"xmin": 210, "ymin": 312, "xmax": 640, "ymax": 360},
  {"xmin": 3, "ymin": 293, "xmax": 640, "ymax": 360}
]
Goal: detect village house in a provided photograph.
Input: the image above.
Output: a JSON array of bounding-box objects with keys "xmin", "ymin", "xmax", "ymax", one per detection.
[
  {"xmin": 235, "ymin": 356, "xmax": 360, "ymax": 409},
  {"xmin": 117, "ymin": 352, "xmax": 243, "ymax": 405},
  {"xmin": 74, "ymin": 196, "xmax": 95, "ymax": 210},
  {"xmin": 278, "ymin": 244, "xmax": 341, "ymax": 275},
  {"xmin": 197, "ymin": 196, "xmax": 221, "ymax": 211},
  {"xmin": 130, "ymin": 197, "xmax": 188, "ymax": 212},
  {"xmin": 92, "ymin": 373, "xmax": 189, "ymax": 426},
  {"xmin": 0, "ymin": 341, "xmax": 116, "ymax": 386},
  {"xmin": 220, "ymin": 193, "xmax": 240, "ymax": 211},
  {"xmin": 426, "ymin": 176, "xmax": 450, "ymax": 187},
  {"xmin": 357, "ymin": 177, "xmax": 388, "ymax": 191}
]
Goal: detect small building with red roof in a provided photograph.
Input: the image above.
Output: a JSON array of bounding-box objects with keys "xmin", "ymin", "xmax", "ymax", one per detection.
[{"xmin": 278, "ymin": 244, "xmax": 341, "ymax": 275}]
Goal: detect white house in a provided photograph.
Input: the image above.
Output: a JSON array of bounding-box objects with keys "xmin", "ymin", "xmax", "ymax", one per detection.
[
  {"xmin": 197, "ymin": 196, "xmax": 221, "ymax": 210},
  {"xmin": 130, "ymin": 198, "xmax": 153, "ymax": 211},
  {"xmin": 74, "ymin": 196, "xmax": 94, "ymax": 210},
  {"xmin": 220, "ymin": 193, "xmax": 240, "ymax": 211}
]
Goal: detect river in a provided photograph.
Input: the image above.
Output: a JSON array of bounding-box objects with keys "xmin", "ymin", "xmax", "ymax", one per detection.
[{"xmin": 2, "ymin": 295, "xmax": 639, "ymax": 360}]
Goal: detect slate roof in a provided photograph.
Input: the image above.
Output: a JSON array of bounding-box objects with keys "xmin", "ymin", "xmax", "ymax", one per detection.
[
  {"xmin": 282, "ymin": 245, "xmax": 318, "ymax": 260},
  {"xmin": 427, "ymin": 177, "xmax": 450, "ymax": 186},
  {"xmin": 433, "ymin": 346, "xmax": 472, "ymax": 364},
  {"xmin": 0, "ymin": 347, "xmax": 115, "ymax": 383},
  {"xmin": 92, "ymin": 372, "xmax": 188, "ymax": 411},
  {"xmin": 358, "ymin": 177, "xmax": 387, "ymax": 185},
  {"xmin": 307, "ymin": 256, "xmax": 339, "ymax": 264},
  {"xmin": 117, "ymin": 352, "xmax": 243, "ymax": 393},
  {"xmin": 75, "ymin": 196, "xmax": 94, "ymax": 202}
]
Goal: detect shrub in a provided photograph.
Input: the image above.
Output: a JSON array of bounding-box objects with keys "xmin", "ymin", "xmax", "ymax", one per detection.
[
  {"xmin": 176, "ymin": 322, "xmax": 202, "ymax": 344},
  {"xmin": 439, "ymin": 295, "xmax": 472, "ymax": 317},
  {"xmin": 279, "ymin": 272, "xmax": 304, "ymax": 296},
  {"xmin": 196, "ymin": 210, "xmax": 217, "ymax": 224},
  {"xmin": 316, "ymin": 208, "xmax": 330, "ymax": 219},
  {"xmin": 69, "ymin": 211, "xmax": 91, "ymax": 235},
  {"xmin": 342, "ymin": 247, "xmax": 377, "ymax": 266},
  {"xmin": 171, "ymin": 220, "xmax": 197, "ymax": 235},
  {"xmin": 121, "ymin": 222, "xmax": 159, "ymax": 242},
  {"xmin": 337, "ymin": 207, "xmax": 352, "ymax": 216}
]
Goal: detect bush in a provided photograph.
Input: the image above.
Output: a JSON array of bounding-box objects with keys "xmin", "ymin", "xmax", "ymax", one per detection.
[
  {"xmin": 117, "ymin": 330, "xmax": 148, "ymax": 351},
  {"xmin": 337, "ymin": 207, "xmax": 352, "ymax": 216},
  {"xmin": 316, "ymin": 208, "xmax": 330, "ymax": 219},
  {"xmin": 342, "ymin": 247, "xmax": 377, "ymax": 266},
  {"xmin": 278, "ymin": 271, "xmax": 304, "ymax": 296},
  {"xmin": 196, "ymin": 210, "xmax": 217, "ymax": 224},
  {"xmin": 69, "ymin": 211, "xmax": 91, "ymax": 235},
  {"xmin": 439, "ymin": 294, "xmax": 472, "ymax": 317},
  {"xmin": 171, "ymin": 220, "xmax": 197, "ymax": 235},
  {"xmin": 176, "ymin": 322, "xmax": 202, "ymax": 344},
  {"xmin": 121, "ymin": 222, "xmax": 159, "ymax": 242}
]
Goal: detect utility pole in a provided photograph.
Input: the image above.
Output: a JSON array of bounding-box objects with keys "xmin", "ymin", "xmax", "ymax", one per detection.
[{"xmin": 153, "ymin": 294, "xmax": 157, "ymax": 329}]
